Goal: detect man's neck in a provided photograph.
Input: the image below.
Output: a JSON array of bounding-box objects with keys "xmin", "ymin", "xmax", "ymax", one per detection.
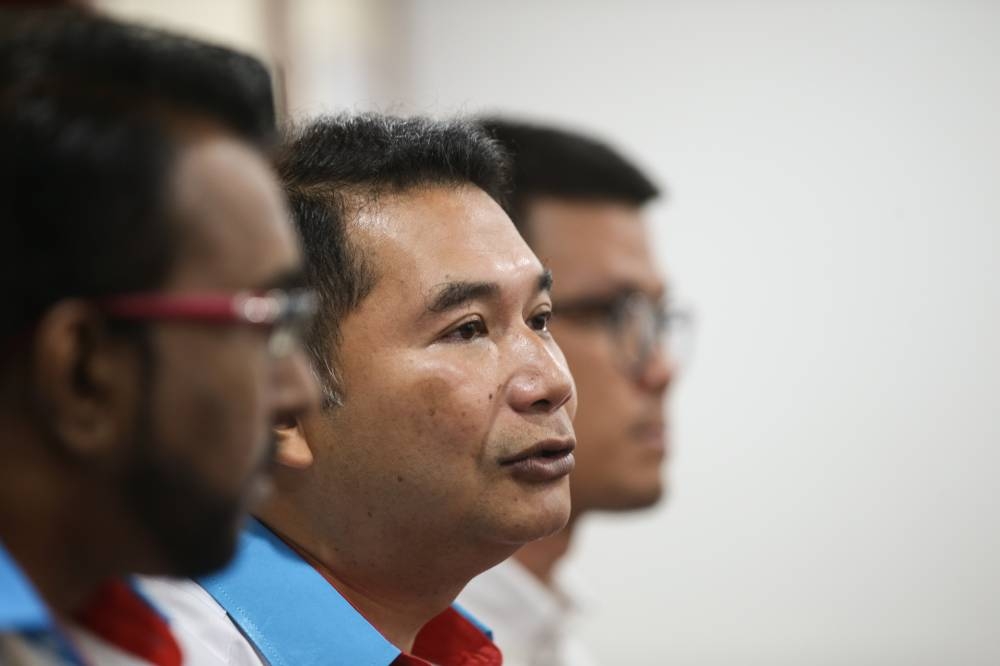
[
  {"xmin": 0, "ymin": 422, "xmax": 165, "ymax": 619},
  {"xmin": 0, "ymin": 470, "xmax": 107, "ymax": 615},
  {"xmin": 309, "ymin": 554, "xmax": 457, "ymax": 653},
  {"xmin": 256, "ymin": 505, "xmax": 514, "ymax": 653},
  {"xmin": 513, "ymin": 518, "xmax": 577, "ymax": 586}
]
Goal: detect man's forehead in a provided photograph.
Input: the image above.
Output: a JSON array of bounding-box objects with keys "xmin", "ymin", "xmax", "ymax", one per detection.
[
  {"xmin": 528, "ymin": 198, "xmax": 665, "ymax": 298},
  {"xmin": 528, "ymin": 197, "xmax": 650, "ymax": 247},
  {"xmin": 355, "ymin": 184, "xmax": 509, "ymax": 237},
  {"xmin": 354, "ymin": 184, "xmax": 543, "ymax": 290},
  {"xmin": 167, "ymin": 135, "xmax": 300, "ymax": 289}
]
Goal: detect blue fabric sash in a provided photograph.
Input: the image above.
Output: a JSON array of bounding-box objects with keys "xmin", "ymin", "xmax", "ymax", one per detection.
[
  {"xmin": 198, "ymin": 519, "xmax": 402, "ymax": 666},
  {"xmin": 199, "ymin": 519, "xmax": 492, "ymax": 666},
  {"xmin": 0, "ymin": 541, "xmax": 50, "ymax": 632}
]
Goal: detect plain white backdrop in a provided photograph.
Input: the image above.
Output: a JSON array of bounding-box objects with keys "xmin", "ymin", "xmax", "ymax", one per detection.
[{"xmin": 98, "ymin": 2, "xmax": 1000, "ymax": 663}]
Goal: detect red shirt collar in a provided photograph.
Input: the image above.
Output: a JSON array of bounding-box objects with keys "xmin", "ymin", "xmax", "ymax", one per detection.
[
  {"xmin": 73, "ymin": 578, "xmax": 182, "ymax": 666},
  {"xmin": 400, "ymin": 606, "xmax": 502, "ymax": 666}
]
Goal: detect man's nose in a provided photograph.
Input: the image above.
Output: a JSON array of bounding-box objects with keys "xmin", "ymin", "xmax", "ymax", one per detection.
[
  {"xmin": 270, "ymin": 348, "xmax": 321, "ymax": 420},
  {"xmin": 506, "ymin": 334, "xmax": 575, "ymax": 416},
  {"xmin": 635, "ymin": 341, "xmax": 674, "ymax": 395}
]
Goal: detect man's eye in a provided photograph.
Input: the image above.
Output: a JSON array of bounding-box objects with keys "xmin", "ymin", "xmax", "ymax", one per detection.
[
  {"xmin": 529, "ymin": 311, "xmax": 552, "ymax": 332},
  {"xmin": 443, "ymin": 318, "xmax": 488, "ymax": 342}
]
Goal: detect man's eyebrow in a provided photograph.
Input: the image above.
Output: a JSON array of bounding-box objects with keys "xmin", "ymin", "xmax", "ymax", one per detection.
[
  {"xmin": 538, "ymin": 268, "xmax": 553, "ymax": 294},
  {"xmin": 426, "ymin": 281, "xmax": 500, "ymax": 314},
  {"xmin": 425, "ymin": 269, "xmax": 553, "ymax": 315}
]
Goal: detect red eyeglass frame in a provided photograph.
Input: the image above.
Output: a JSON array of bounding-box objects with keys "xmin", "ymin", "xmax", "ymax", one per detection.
[
  {"xmin": 96, "ymin": 289, "xmax": 317, "ymax": 357},
  {"xmin": 96, "ymin": 291, "xmax": 296, "ymax": 327}
]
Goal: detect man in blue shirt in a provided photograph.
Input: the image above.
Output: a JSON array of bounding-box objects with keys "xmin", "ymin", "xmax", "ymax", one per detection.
[
  {"xmin": 144, "ymin": 114, "xmax": 579, "ymax": 665},
  {"xmin": 0, "ymin": 9, "xmax": 318, "ymax": 663}
]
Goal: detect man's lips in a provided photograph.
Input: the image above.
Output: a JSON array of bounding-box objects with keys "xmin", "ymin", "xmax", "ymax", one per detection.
[
  {"xmin": 631, "ymin": 420, "xmax": 667, "ymax": 454},
  {"xmin": 499, "ymin": 438, "xmax": 576, "ymax": 483}
]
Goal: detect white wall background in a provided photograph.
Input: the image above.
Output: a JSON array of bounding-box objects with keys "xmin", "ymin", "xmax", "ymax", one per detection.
[
  {"xmin": 99, "ymin": 2, "xmax": 1000, "ymax": 663},
  {"xmin": 354, "ymin": 3, "xmax": 1000, "ymax": 663}
]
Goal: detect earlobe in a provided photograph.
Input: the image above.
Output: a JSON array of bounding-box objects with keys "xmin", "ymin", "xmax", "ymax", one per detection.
[{"xmin": 274, "ymin": 421, "xmax": 314, "ymax": 470}]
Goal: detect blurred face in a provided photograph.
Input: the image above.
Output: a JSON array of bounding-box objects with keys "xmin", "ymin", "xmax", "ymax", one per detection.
[
  {"xmin": 528, "ymin": 198, "xmax": 672, "ymax": 514},
  {"xmin": 127, "ymin": 135, "xmax": 318, "ymax": 576},
  {"xmin": 306, "ymin": 184, "xmax": 576, "ymax": 550}
]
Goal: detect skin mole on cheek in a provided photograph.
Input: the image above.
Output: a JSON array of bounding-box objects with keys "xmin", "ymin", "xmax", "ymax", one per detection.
[
  {"xmin": 488, "ymin": 393, "xmax": 493, "ymax": 400},
  {"xmin": 396, "ymin": 475, "xmax": 403, "ymax": 483}
]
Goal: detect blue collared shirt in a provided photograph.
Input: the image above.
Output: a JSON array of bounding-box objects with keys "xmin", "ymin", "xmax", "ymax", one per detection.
[
  {"xmin": 197, "ymin": 519, "xmax": 497, "ymax": 666},
  {"xmin": 0, "ymin": 540, "xmax": 50, "ymax": 634}
]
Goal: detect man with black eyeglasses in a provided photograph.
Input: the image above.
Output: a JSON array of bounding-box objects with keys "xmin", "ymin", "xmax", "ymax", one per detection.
[
  {"xmin": 459, "ymin": 118, "xmax": 689, "ymax": 666},
  {"xmin": 0, "ymin": 9, "xmax": 318, "ymax": 664}
]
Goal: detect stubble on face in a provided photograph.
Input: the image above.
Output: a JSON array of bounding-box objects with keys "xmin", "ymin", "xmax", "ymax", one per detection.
[{"xmin": 120, "ymin": 135, "xmax": 306, "ymax": 577}]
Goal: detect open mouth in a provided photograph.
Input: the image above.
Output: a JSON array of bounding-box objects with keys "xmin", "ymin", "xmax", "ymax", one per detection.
[{"xmin": 500, "ymin": 439, "xmax": 576, "ymax": 482}]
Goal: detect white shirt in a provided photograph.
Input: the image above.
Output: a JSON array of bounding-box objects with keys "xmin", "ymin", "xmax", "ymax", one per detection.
[
  {"xmin": 457, "ymin": 559, "xmax": 599, "ymax": 666},
  {"xmin": 137, "ymin": 577, "xmax": 266, "ymax": 666}
]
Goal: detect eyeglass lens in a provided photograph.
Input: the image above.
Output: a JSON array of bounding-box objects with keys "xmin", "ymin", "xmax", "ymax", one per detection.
[
  {"xmin": 266, "ymin": 291, "xmax": 317, "ymax": 358},
  {"xmin": 614, "ymin": 294, "xmax": 691, "ymax": 376}
]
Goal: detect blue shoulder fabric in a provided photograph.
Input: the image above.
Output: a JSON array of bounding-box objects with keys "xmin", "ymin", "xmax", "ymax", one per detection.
[
  {"xmin": 0, "ymin": 541, "xmax": 50, "ymax": 632},
  {"xmin": 1, "ymin": 541, "xmax": 85, "ymax": 665},
  {"xmin": 198, "ymin": 519, "xmax": 401, "ymax": 666}
]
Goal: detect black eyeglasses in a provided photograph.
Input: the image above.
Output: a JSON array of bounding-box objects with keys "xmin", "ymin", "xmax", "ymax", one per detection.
[{"xmin": 553, "ymin": 291, "xmax": 693, "ymax": 377}]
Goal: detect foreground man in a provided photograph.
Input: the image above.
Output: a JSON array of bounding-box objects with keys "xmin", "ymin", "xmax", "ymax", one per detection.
[
  {"xmin": 143, "ymin": 114, "xmax": 578, "ymax": 665},
  {"xmin": 459, "ymin": 119, "xmax": 683, "ymax": 666},
  {"xmin": 0, "ymin": 10, "xmax": 318, "ymax": 664}
]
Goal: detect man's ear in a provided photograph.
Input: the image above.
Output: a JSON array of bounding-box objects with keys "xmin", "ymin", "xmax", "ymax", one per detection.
[
  {"xmin": 32, "ymin": 300, "xmax": 140, "ymax": 459},
  {"xmin": 274, "ymin": 420, "xmax": 314, "ymax": 470}
]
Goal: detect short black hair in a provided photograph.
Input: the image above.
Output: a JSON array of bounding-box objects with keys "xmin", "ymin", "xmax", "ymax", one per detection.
[
  {"xmin": 0, "ymin": 8, "xmax": 277, "ymax": 342},
  {"xmin": 477, "ymin": 117, "xmax": 661, "ymax": 241},
  {"xmin": 0, "ymin": 9, "xmax": 276, "ymax": 141},
  {"xmin": 275, "ymin": 113, "xmax": 509, "ymax": 406}
]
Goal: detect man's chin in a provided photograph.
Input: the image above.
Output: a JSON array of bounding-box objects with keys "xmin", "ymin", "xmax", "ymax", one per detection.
[
  {"xmin": 532, "ymin": 511, "xmax": 572, "ymax": 541},
  {"xmin": 166, "ymin": 516, "xmax": 242, "ymax": 579},
  {"xmin": 609, "ymin": 481, "xmax": 667, "ymax": 512},
  {"xmin": 242, "ymin": 473, "xmax": 275, "ymax": 514},
  {"xmin": 127, "ymin": 460, "xmax": 246, "ymax": 579},
  {"xmin": 498, "ymin": 493, "xmax": 572, "ymax": 545}
]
